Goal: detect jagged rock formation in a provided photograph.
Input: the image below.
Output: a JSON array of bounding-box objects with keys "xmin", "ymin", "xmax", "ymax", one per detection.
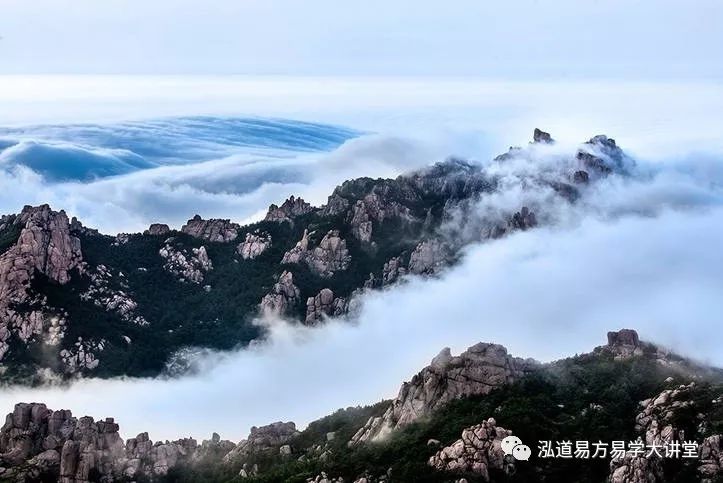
[
  {"xmin": 0, "ymin": 205, "xmax": 83, "ymax": 362},
  {"xmin": 408, "ymin": 239, "xmax": 450, "ymax": 274},
  {"xmin": 282, "ymin": 230, "xmax": 351, "ymax": 278},
  {"xmin": 608, "ymin": 380, "xmax": 723, "ymax": 483},
  {"xmin": 305, "ymin": 288, "xmax": 347, "ymax": 324},
  {"xmin": 381, "ymin": 256, "xmax": 407, "ymax": 285},
  {"xmin": 181, "ymin": 215, "xmax": 240, "ymax": 243},
  {"xmin": 700, "ymin": 435, "xmax": 723, "ymax": 482},
  {"xmin": 0, "ymin": 403, "xmax": 237, "ymax": 482},
  {"xmin": 237, "ymin": 231, "xmax": 272, "ymax": 260},
  {"xmin": 223, "ymin": 422, "xmax": 299, "ymax": 466},
  {"xmin": 265, "ymin": 196, "xmax": 313, "ymax": 223},
  {"xmin": 606, "ymin": 329, "xmax": 644, "ymax": 359},
  {"xmin": 305, "ymin": 231, "xmax": 352, "ymax": 277},
  {"xmin": 159, "ymin": 241, "xmax": 213, "ymax": 284},
  {"xmin": 347, "ymin": 193, "xmax": 412, "ymax": 243},
  {"xmin": 144, "ymin": 223, "xmax": 170, "ymax": 236},
  {"xmin": 428, "ymin": 418, "xmax": 514, "ymax": 481},
  {"xmin": 350, "ymin": 343, "xmax": 535, "ymax": 444},
  {"xmin": 259, "ymin": 271, "xmax": 300, "ymax": 316},
  {"xmin": 608, "ymin": 382, "xmax": 691, "ymax": 483},
  {"xmin": 533, "ymin": 128, "xmax": 554, "ymax": 144}
]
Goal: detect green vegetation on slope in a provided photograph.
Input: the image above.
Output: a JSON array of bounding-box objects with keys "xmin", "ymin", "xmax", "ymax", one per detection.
[{"xmin": 163, "ymin": 353, "xmax": 723, "ymax": 483}]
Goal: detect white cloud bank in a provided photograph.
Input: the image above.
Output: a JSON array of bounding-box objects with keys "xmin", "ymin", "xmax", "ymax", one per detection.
[{"xmin": 1, "ymin": 156, "xmax": 721, "ymax": 442}]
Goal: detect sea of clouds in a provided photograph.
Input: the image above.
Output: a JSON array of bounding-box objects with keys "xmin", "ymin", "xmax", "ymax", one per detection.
[{"xmin": 0, "ymin": 77, "xmax": 722, "ymax": 443}]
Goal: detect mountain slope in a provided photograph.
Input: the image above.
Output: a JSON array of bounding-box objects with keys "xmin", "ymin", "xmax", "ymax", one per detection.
[
  {"xmin": 1, "ymin": 330, "xmax": 721, "ymax": 482},
  {"xmin": 0, "ymin": 130, "xmax": 633, "ymax": 382}
]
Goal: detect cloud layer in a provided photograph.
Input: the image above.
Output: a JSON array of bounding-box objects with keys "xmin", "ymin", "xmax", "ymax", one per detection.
[{"xmin": 1, "ymin": 142, "xmax": 721, "ymax": 443}]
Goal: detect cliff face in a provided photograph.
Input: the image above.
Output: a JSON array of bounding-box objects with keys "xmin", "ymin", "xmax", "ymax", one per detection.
[
  {"xmin": 0, "ymin": 205, "xmax": 83, "ymax": 363},
  {"xmin": 0, "ymin": 130, "xmax": 633, "ymax": 381},
  {"xmin": 350, "ymin": 343, "xmax": 536, "ymax": 445}
]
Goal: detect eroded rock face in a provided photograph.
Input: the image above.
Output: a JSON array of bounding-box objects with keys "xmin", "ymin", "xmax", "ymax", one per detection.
[
  {"xmin": 259, "ymin": 271, "xmax": 300, "ymax": 316},
  {"xmin": 0, "ymin": 205, "xmax": 84, "ymax": 362},
  {"xmin": 237, "ymin": 231, "xmax": 272, "ymax": 260},
  {"xmin": 0, "ymin": 403, "xmax": 217, "ymax": 482},
  {"xmin": 533, "ymin": 128, "xmax": 554, "ymax": 144},
  {"xmin": 608, "ymin": 383, "xmax": 693, "ymax": 483},
  {"xmin": 606, "ymin": 329, "xmax": 644, "ymax": 358},
  {"xmin": 408, "ymin": 239, "xmax": 449, "ymax": 274},
  {"xmin": 305, "ymin": 288, "xmax": 347, "ymax": 324},
  {"xmin": 265, "ymin": 196, "xmax": 313, "ymax": 223},
  {"xmin": 350, "ymin": 343, "xmax": 535, "ymax": 444},
  {"xmin": 223, "ymin": 422, "xmax": 299, "ymax": 466},
  {"xmin": 382, "ymin": 256, "xmax": 407, "ymax": 285},
  {"xmin": 428, "ymin": 418, "xmax": 514, "ymax": 481},
  {"xmin": 282, "ymin": 230, "xmax": 351, "ymax": 278},
  {"xmin": 348, "ymin": 193, "xmax": 412, "ymax": 243},
  {"xmin": 181, "ymin": 215, "xmax": 240, "ymax": 243},
  {"xmin": 306, "ymin": 230, "xmax": 352, "ymax": 278},
  {"xmin": 144, "ymin": 223, "xmax": 170, "ymax": 236},
  {"xmin": 699, "ymin": 435, "xmax": 723, "ymax": 482},
  {"xmin": 609, "ymin": 381, "xmax": 723, "ymax": 483},
  {"xmin": 159, "ymin": 241, "xmax": 213, "ymax": 284}
]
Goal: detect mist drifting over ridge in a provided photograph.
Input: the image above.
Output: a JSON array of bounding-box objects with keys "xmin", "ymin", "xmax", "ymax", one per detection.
[{"xmin": 0, "ymin": 126, "xmax": 721, "ymax": 443}]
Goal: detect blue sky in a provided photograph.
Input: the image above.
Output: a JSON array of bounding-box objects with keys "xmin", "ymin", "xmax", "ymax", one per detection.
[{"xmin": 1, "ymin": 0, "xmax": 722, "ymax": 78}]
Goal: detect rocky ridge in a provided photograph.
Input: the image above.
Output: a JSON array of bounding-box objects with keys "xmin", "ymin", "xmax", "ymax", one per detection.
[
  {"xmin": 1, "ymin": 330, "xmax": 722, "ymax": 482},
  {"xmin": 350, "ymin": 343, "xmax": 536, "ymax": 445},
  {"xmin": 181, "ymin": 215, "xmax": 240, "ymax": 243},
  {"xmin": 265, "ymin": 196, "xmax": 313, "ymax": 223}
]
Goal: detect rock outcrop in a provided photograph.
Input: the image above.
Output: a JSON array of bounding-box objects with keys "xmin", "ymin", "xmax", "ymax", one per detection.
[
  {"xmin": 237, "ymin": 231, "xmax": 272, "ymax": 260},
  {"xmin": 159, "ymin": 241, "xmax": 213, "ymax": 284},
  {"xmin": 223, "ymin": 422, "xmax": 299, "ymax": 466},
  {"xmin": 606, "ymin": 329, "xmax": 644, "ymax": 359},
  {"xmin": 699, "ymin": 435, "xmax": 723, "ymax": 482},
  {"xmin": 533, "ymin": 128, "xmax": 554, "ymax": 144},
  {"xmin": 348, "ymin": 193, "xmax": 412, "ymax": 243},
  {"xmin": 181, "ymin": 215, "xmax": 240, "ymax": 243},
  {"xmin": 350, "ymin": 343, "xmax": 535, "ymax": 444},
  {"xmin": 609, "ymin": 381, "xmax": 723, "ymax": 483},
  {"xmin": 0, "ymin": 403, "xmax": 231, "ymax": 482},
  {"xmin": 0, "ymin": 205, "xmax": 84, "ymax": 362},
  {"xmin": 305, "ymin": 288, "xmax": 347, "ymax": 324},
  {"xmin": 408, "ymin": 239, "xmax": 449, "ymax": 274},
  {"xmin": 381, "ymin": 256, "xmax": 407, "ymax": 285},
  {"xmin": 265, "ymin": 196, "xmax": 313, "ymax": 223},
  {"xmin": 259, "ymin": 271, "xmax": 301, "ymax": 316},
  {"xmin": 428, "ymin": 418, "xmax": 514, "ymax": 481},
  {"xmin": 282, "ymin": 230, "xmax": 351, "ymax": 278},
  {"xmin": 144, "ymin": 223, "xmax": 170, "ymax": 236}
]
